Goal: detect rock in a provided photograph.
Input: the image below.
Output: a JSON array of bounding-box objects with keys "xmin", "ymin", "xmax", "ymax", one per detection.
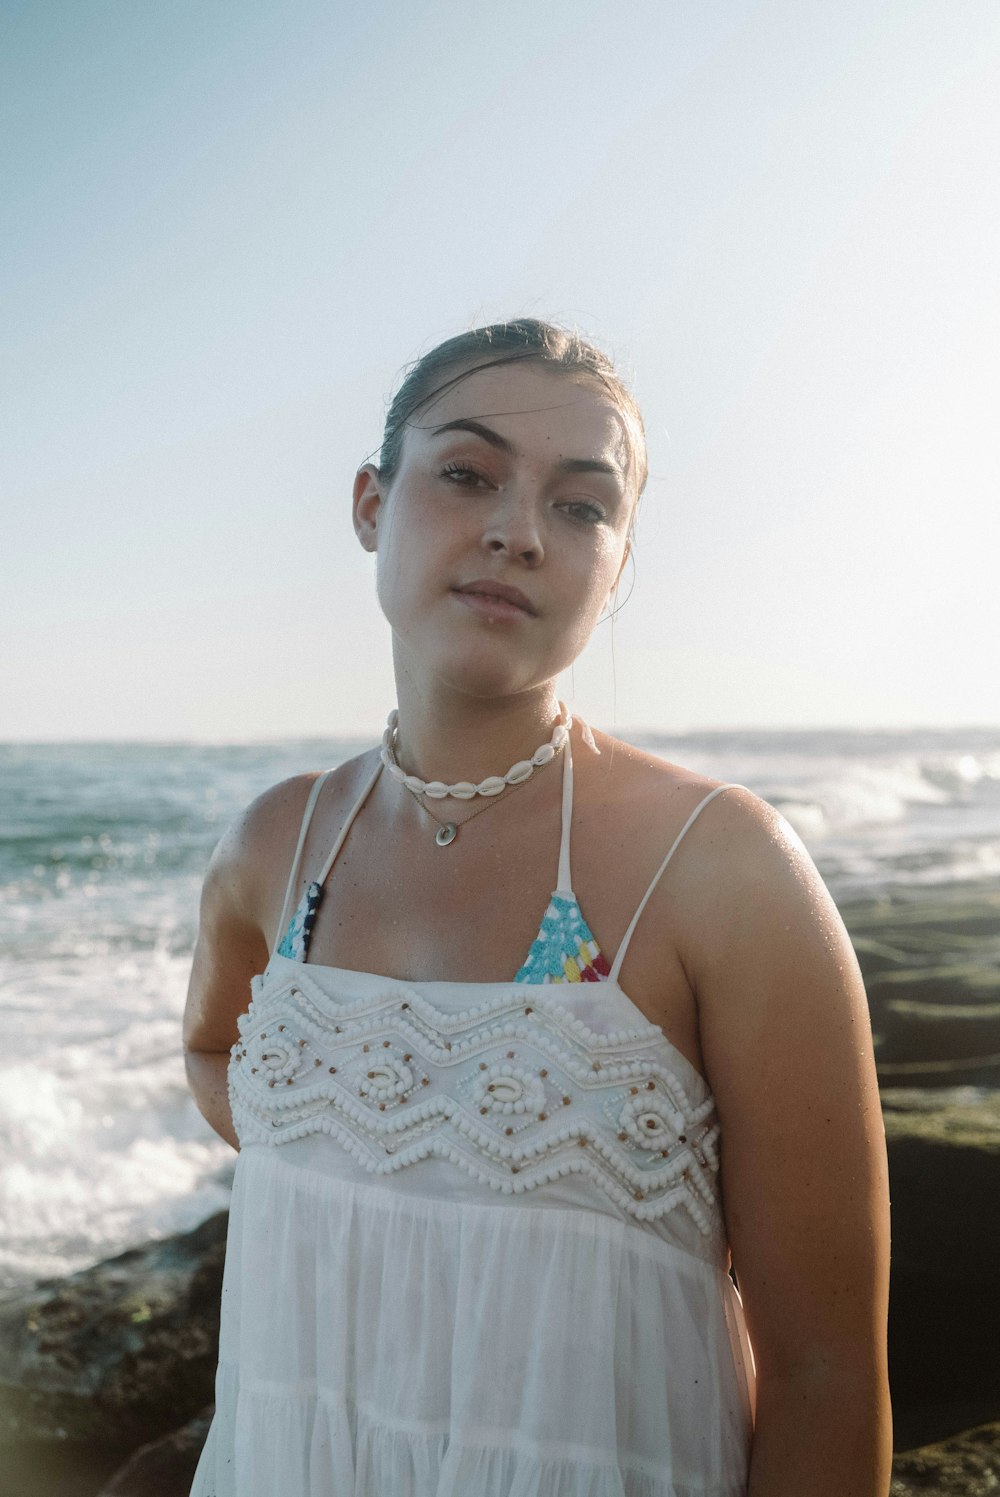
[
  {"xmin": 839, "ymin": 885, "xmax": 1000, "ymax": 1089},
  {"xmin": 883, "ymin": 1088, "xmax": 1000, "ymax": 1450},
  {"xmin": 891, "ymin": 1420, "xmax": 1000, "ymax": 1495},
  {"xmin": 0, "ymin": 1438, "xmax": 137, "ymax": 1497},
  {"xmin": 97, "ymin": 1405, "xmax": 214, "ymax": 1497},
  {"xmin": 842, "ymin": 882, "xmax": 1000, "ymax": 946},
  {"xmin": 0, "ymin": 1210, "xmax": 227, "ymax": 1448}
]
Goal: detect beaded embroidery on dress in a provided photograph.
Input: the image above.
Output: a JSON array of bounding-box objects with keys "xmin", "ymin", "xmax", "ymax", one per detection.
[
  {"xmin": 230, "ymin": 965, "xmax": 721, "ymax": 1234},
  {"xmin": 190, "ymin": 729, "xmax": 757, "ymax": 1497}
]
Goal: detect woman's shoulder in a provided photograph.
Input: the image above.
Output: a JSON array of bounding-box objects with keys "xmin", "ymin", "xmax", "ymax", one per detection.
[
  {"xmin": 586, "ymin": 729, "xmax": 837, "ymax": 982},
  {"xmin": 206, "ymin": 750, "xmax": 379, "ymax": 906},
  {"xmin": 583, "ymin": 723, "xmax": 778, "ymax": 841},
  {"xmin": 252, "ymin": 749, "xmax": 379, "ymax": 836},
  {"xmin": 580, "ymin": 725, "xmax": 819, "ymax": 928}
]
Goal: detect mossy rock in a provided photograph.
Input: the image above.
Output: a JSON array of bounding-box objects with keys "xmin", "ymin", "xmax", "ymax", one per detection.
[
  {"xmin": 0, "ymin": 1211, "xmax": 228, "ymax": 1446},
  {"xmin": 884, "ymin": 1089, "xmax": 1000, "ymax": 1446},
  {"xmin": 891, "ymin": 1420, "xmax": 1000, "ymax": 1494}
]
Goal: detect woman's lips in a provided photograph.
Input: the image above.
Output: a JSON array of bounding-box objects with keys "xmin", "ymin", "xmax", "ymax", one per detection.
[{"xmin": 451, "ymin": 589, "xmax": 533, "ymax": 622}]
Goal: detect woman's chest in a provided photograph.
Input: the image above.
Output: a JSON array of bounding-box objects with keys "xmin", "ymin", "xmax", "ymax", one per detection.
[{"xmin": 299, "ymin": 812, "xmax": 710, "ymax": 1088}]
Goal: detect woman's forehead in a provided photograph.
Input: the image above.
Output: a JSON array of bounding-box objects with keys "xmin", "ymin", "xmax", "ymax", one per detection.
[{"xmin": 411, "ymin": 362, "xmax": 629, "ymax": 463}]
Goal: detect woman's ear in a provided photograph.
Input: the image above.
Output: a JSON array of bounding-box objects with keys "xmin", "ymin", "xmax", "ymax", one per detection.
[{"xmin": 353, "ymin": 464, "xmax": 384, "ymax": 553}]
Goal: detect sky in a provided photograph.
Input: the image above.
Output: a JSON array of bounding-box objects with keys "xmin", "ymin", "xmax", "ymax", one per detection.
[{"xmin": 2, "ymin": 0, "xmax": 998, "ymax": 741}]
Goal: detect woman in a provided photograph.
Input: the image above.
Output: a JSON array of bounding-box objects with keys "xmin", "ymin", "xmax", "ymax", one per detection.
[{"xmin": 185, "ymin": 319, "xmax": 892, "ymax": 1495}]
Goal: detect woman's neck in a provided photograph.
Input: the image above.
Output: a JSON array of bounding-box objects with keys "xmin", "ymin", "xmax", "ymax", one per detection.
[{"xmin": 388, "ymin": 682, "xmax": 564, "ymax": 790}]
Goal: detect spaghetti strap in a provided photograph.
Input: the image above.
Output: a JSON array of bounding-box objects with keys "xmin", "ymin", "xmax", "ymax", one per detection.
[
  {"xmin": 607, "ymin": 782, "xmax": 749, "ymax": 985},
  {"xmin": 272, "ymin": 770, "xmax": 336, "ymax": 954},
  {"xmin": 270, "ymin": 756, "xmax": 384, "ymax": 964},
  {"xmin": 555, "ymin": 731, "xmax": 574, "ymax": 893},
  {"xmin": 314, "ymin": 756, "xmax": 384, "ymax": 887}
]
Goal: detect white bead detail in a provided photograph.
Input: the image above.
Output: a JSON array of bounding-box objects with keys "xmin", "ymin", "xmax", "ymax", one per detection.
[
  {"xmin": 379, "ymin": 703, "xmax": 573, "ymax": 801},
  {"xmin": 231, "ymin": 981, "xmax": 722, "ymax": 1238}
]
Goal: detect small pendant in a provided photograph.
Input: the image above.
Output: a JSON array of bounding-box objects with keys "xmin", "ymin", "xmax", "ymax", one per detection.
[{"xmin": 435, "ymin": 823, "xmax": 458, "ymax": 847}]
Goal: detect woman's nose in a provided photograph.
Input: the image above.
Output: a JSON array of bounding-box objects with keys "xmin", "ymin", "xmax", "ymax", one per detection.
[{"xmin": 481, "ymin": 490, "xmax": 544, "ymax": 564}]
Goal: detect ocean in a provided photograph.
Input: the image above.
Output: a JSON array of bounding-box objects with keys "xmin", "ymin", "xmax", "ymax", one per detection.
[{"xmin": 1, "ymin": 727, "xmax": 998, "ymax": 1293}]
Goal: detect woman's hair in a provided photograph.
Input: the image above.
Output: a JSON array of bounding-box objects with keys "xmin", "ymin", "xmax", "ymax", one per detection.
[{"xmin": 376, "ymin": 319, "xmax": 648, "ymax": 541}]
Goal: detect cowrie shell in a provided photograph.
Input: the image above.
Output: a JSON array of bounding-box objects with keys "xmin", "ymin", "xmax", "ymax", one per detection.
[{"xmin": 505, "ymin": 760, "xmax": 535, "ymax": 784}]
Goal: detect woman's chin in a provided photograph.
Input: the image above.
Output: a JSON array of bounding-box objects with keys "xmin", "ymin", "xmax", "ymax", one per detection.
[{"xmin": 391, "ymin": 626, "xmax": 575, "ymax": 699}]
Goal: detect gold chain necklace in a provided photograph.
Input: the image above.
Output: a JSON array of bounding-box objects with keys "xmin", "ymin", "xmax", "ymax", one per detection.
[{"xmin": 403, "ymin": 770, "xmax": 535, "ymax": 846}]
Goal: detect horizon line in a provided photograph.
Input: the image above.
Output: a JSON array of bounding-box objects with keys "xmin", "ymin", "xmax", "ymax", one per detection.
[{"xmin": 2, "ymin": 722, "xmax": 998, "ymax": 748}]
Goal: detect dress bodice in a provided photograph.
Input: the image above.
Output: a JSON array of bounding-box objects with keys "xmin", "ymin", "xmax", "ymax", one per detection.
[{"xmin": 229, "ymin": 951, "xmax": 729, "ymax": 1269}]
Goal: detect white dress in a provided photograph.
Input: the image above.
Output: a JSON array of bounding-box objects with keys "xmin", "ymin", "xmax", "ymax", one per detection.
[{"xmin": 190, "ymin": 733, "xmax": 757, "ymax": 1496}]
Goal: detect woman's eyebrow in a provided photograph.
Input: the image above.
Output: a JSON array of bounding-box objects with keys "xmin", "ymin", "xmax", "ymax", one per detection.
[{"xmin": 427, "ymin": 418, "xmax": 624, "ymax": 482}]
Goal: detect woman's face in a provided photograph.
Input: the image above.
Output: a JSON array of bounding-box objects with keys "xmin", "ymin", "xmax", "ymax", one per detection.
[{"xmin": 353, "ymin": 361, "xmax": 634, "ymax": 700}]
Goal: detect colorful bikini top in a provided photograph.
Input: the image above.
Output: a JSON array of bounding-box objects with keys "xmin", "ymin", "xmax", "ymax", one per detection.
[{"xmin": 275, "ymin": 726, "xmax": 742, "ymax": 990}]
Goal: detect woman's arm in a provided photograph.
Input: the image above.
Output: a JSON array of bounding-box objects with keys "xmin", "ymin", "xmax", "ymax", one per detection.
[
  {"xmin": 690, "ymin": 789, "xmax": 892, "ymax": 1496},
  {"xmin": 182, "ymin": 776, "xmax": 313, "ymax": 1151}
]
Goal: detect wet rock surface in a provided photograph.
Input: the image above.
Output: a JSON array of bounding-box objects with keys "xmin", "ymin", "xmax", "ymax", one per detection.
[
  {"xmin": 845, "ymin": 884, "xmax": 1000, "ymax": 1455},
  {"xmin": 842, "ymin": 882, "xmax": 1000, "ymax": 1090},
  {"xmin": 890, "ymin": 1421, "xmax": 1000, "ymax": 1495},
  {"xmin": 96, "ymin": 1407, "xmax": 215, "ymax": 1497},
  {"xmin": 0, "ymin": 1209, "xmax": 227, "ymax": 1449},
  {"xmin": 882, "ymin": 1087, "xmax": 1000, "ymax": 1451}
]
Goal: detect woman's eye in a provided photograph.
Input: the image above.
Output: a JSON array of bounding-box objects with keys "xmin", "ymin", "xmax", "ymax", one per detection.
[
  {"xmin": 440, "ymin": 464, "xmax": 604, "ymax": 523},
  {"xmin": 441, "ymin": 463, "xmax": 488, "ymax": 487},
  {"xmin": 562, "ymin": 502, "xmax": 605, "ymax": 524}
]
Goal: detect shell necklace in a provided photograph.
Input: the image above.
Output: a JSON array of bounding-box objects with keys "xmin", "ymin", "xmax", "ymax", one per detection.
[{"xmin": 380, "ymin": 703, "xmax": 572, "ymax": 846}]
